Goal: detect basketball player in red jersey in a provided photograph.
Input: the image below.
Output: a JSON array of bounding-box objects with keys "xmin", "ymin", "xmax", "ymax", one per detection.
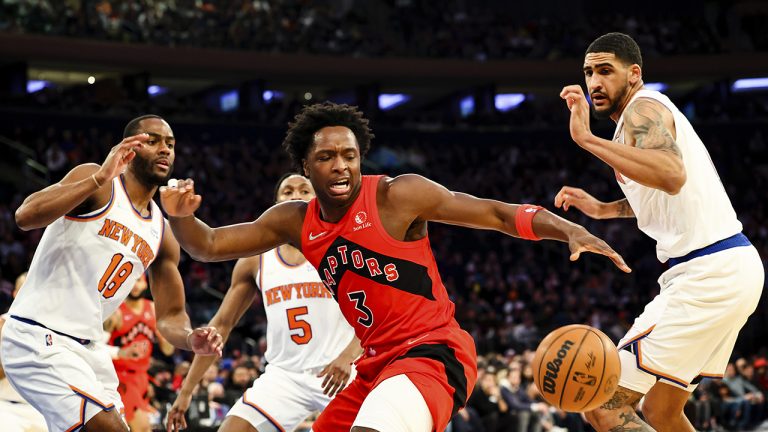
[
  {"xmin": 160, "ymin": 102, "xmax": 630, "ymax": 432},
  {"xmin": 105, "ymin": 275, "xmax": 174, "ymax": 432}
]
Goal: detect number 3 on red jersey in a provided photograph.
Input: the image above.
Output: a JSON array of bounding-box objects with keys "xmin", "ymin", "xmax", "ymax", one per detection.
[
  {"xmin": 347, "ymin": 290, "xmax": 373, "ymax": 327},
  {"xmin": 98, "ymin": 253, "xmax": 134, "ymax": 299}
]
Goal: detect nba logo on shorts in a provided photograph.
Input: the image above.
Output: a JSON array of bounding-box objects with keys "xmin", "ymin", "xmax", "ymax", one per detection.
[{"xmin": 45, "ymin": 334, "xmax": 53, "ymax": 346}]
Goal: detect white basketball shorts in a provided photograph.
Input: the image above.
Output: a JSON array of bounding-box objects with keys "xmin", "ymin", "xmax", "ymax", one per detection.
[
  {"xmin": 0, "ymin": 317, "xmax": 124, "ymax": 431},
  {"xmin": 352, "ymin": 374, "xmax": 433, "ymax": 432},
  {"xmin": 227, "ymin": 362, "xmax": 356, "ymax": 432},
  {"xmin": 618, "ymin": 245, "xmax": 764, "ymax": 393}
]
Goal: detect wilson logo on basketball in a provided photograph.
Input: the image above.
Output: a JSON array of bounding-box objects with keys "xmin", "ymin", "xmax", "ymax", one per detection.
[
  {"xmin": 542, "ymin": 339, "xmax": 574, "ymax": 394},
  {"xmin": 572, "ymin": 371, "xmax": 597, "ymax": 386}
]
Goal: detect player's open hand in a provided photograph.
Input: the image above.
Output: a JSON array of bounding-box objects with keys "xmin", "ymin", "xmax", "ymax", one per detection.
[
  {"xmin": 317, "ymin": 355, "xmax": 353, "ymax": 397},
  {"xmin": 95, "ymin": 133, "xmax": 149, "ymax": 185},
  {"xmin": 554, "ymin": 186, "xmax": 606, "ymax": 219},
  {"xmin": 187, "ymin": 326, "xmax": 223, "ymax": 356},
  {"xmin": 567, "ymin": 228, "xmax": 632, "ymax": 273},
  {"xmin": 166, "ymin": 391, "xmax": 193, "ymax": 432},
  {"xmin": 160, "ymin": 179, "xmax": 202, "ymax": 218},
  {"xmin": 560, "ymin": 85, "xmax": 593, "ymax": 146}
]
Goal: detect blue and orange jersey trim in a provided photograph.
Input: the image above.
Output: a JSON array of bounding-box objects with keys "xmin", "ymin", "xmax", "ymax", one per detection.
[
  {"xmin": 119, "ymin": 174, "xmax": 152, "ymax": 221},
  {"xmin": 276, "ymin": 247, "xmax": 303, "ymax": 268},
  {"xmin": 64, "ymin": 385, "xmax": 116, "ymax": 431},
  {"xmin": 258, "ymin": 253, "xmax": 264, "ymax": 290},
  {"xmin": 64, "ymin": 181, "xmax": 115, "ymax": 222},
  {"xmin": 64, "ymin": 398, "xmax": 87, "ymax": 432},
  {"xmin": 633, "ymin": 341, "xmax": 690, "ymax": 388},
  {"xmin": 618, "ymin": 325, "xmax": 655, "ymax": 351},
  {"xmin": 145, "ymin": 218, "xmax": 165, "ymax": 269},
  {"xmin": 241, "ymin": 393, "xmax": 286, "ymax": 432}
]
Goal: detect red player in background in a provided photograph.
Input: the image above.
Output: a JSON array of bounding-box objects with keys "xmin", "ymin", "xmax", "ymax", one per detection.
[{"xmin": 106, "ymin": 275, "xmax": 174, "ymax": 432}]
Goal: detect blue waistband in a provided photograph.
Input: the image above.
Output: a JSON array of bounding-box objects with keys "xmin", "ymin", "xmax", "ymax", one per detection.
[
  {"xmin": 667, "ymin": 233, "xmax": 751, "ymax": 268},
  {"xmin": 10, "ymin": 315, "xmax": 91, "ymax": 345}
]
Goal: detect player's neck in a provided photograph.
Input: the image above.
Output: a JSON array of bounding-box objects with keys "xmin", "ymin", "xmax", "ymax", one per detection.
[
  {"xmin": 277, "ymin": 244, "xmax": 306, "ymax": 265},
  {"xmin": 125, "ymin": 298, "xmax": 143, "ymax": 312},
  {"xmin": 122, "ymin": 172, "xmax": 157, "ymax": 215},
  {"xmin": 610, "ymin": 81, "xmax": 644, "ymax": 123}
]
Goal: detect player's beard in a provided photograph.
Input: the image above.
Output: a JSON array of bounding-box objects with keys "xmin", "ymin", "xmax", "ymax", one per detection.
[
  {"xmin": 128, "ymin": 291, "xmax": 144, "ymax": 300},
  {"xmin": 592, "ymin": 84, "xmax": 629, "ymax": 120},
  {"xmin": 132, "ymin": 152, "xmax": 173, "ymax": 187}
]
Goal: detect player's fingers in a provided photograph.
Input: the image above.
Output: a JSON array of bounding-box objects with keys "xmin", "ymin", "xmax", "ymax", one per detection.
[
  {"xmin": 554, "ymin": 189, "xmax": 566, "ymax": 207},
  {"xmin": 559, "ymin": 85, "xmax": 581, "ymax": 98},
  {"xmin": 606, "ymin": 250, "xmax": 632, "ymax": 273},
  {"xmin": 569, "ymin": 249, "xmax": 582, "ymax": 262},
  {"xmin": 317, "ymin": 365, "xmax": 330, "ymax": 378},
  {"xmin": 330, "ymin": 380, "xmax": 342, "ymax": 397},
  {"xmin": 123, "ymin": 133, "xmax": 150, "ymax": 143},
  {"xmin": 122, "ymin": 149, "xmax": 137, "ymax": 163},
  {"xmin": 182, "ymin": 178, "xmax": 195, "ymax": 192}
]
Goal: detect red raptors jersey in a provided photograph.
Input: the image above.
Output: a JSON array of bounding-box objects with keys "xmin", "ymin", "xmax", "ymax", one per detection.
[
  {"xmin": 108, "ymin": 299, "xmax": 157, "ymax": 372},
  {"xmin": 301, "ymin": 175, "xmax": 460, "ymax": 351}
]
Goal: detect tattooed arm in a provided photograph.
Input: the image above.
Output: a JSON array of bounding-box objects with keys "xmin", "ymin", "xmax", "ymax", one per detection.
[
  {"xmin": 576, "ymin": 98, "xmax": 687, "ymax": 195},
  {"xmin": 603, "ymin": 198, "xmax": 635, "ymax": 219}
]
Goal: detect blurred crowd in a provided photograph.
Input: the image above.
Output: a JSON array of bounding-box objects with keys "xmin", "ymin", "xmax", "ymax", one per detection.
[
  {"xmin": 0, "ymin": 94, "xmax": 767, "ymax": 429},
  {"xmin": 1, "ymin": 0, "xmax": 768, "ymax": 60}
]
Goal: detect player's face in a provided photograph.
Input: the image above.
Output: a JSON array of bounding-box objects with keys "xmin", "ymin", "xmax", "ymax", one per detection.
[
  {"xmin": 131, "ymin": 118, "xmax": 175, "ymax": 186},
  {"xmin": 276, "ymin": 175, "xmax": 315, "ymax": 204},
  {"xmin": 583, "ymin": 52, "xmax": 633, "ymax": 119},
  {"xmin": 129, "ymin": 276, "xmax": 148, "ymax": 299},
  {"xmin": 302, "ymin": 126, "xmax": 362, "ymax": 207}
]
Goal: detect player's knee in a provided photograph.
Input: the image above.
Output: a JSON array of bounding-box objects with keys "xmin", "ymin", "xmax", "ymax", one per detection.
[
  {"xmin": 584, "ymin": 406, "xmax": 618, "ymax": 430},
  {"xmin": 641, "ymin": 396, "xmax": 679, "ymax": 426}
]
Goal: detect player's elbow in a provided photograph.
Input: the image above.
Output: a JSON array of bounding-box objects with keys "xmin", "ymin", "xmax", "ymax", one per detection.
[
  {"xmin": 662, "ymin": 170, "xmax": 686, "ymax": 195},
  {"xmin": 14, "ymin": 205, "xmax": 38, "ymax": 231},
  {"xmin": 188, "ymin": 250, "xmax": 214, "ymax": 262}
]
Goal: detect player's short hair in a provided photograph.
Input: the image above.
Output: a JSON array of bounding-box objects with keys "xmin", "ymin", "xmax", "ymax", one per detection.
[
  {"xmin": 123, "ymin": 114, "xmax": 164, "ymax": 138},
  {"xmin": 282, "ymin": 102, "xmax": 374, "ymax": 170},
  {"xmin": 273, "ymin": 172, "xmax": 303, "ymax": 202},
  {"xmin": 586, "ymin": 32, "xmax": 643, "ymax": 68}
]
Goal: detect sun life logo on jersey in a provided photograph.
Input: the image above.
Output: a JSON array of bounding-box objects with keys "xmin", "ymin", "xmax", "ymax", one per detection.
[{"xmin": 353, "ymin": 211, "xmax": 371, "ymax": 231}]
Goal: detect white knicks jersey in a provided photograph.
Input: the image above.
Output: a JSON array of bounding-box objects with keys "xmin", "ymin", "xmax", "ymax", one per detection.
[
  {"xmin": 9, "ymin": 175, "xmax": 164, "ymax": 341},
  {"xmin": 613, "ymin": 89, "xmax": 742, "ymax": 262},
  {"xmin": 257, "ymin": 248, "xmax": 355, "ymax": 371}
]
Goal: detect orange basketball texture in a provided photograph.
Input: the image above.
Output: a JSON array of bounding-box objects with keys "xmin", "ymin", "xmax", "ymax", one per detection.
[{"xmin": 532, "ymin": 324, "xmax": 621, "ymax": 412}]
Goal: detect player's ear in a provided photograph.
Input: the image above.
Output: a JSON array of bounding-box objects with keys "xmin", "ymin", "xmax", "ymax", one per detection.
[
  {"xmin": 629, "ymin": 64, "xmax": 641, "ymax": 86},
  {"xmin": 302, "ymin": 159, "xmax": 309, "ymax": 177}
]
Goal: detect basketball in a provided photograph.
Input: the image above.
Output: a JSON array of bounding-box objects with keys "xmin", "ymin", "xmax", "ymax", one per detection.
[{"xmin": 532, "ymin": 324, "xmax": 621, "ymax": 412}]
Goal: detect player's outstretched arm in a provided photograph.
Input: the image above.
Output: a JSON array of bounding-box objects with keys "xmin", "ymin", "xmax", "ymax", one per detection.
[
  {"xmin": 560, "ymin": 85, "xmax": 686, "ymax": 195},
  {"xmin": 160, "ymin": 179, "xmax": 300, "ymax": 262},
  {"xmin": 554, "ymin": 186, "xmax": 635, "ymax": 219},
  {"xmin": 167, "ymin": 255, "xmax": 260, "ymax": 432},
  {"xmin": 15, "ymin": 134, "xmax": 148, "ymax": 230},
  {"xmin": 389, "ymin": 174, "xmax": 631, "ymax": 273},
  {"xmin": 317, "ymin": 335, "xmax": 363, "ymax": 397},
  {"xmin": 150, "ymin": 222, "xmax": 223, "ymax": 355}
]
